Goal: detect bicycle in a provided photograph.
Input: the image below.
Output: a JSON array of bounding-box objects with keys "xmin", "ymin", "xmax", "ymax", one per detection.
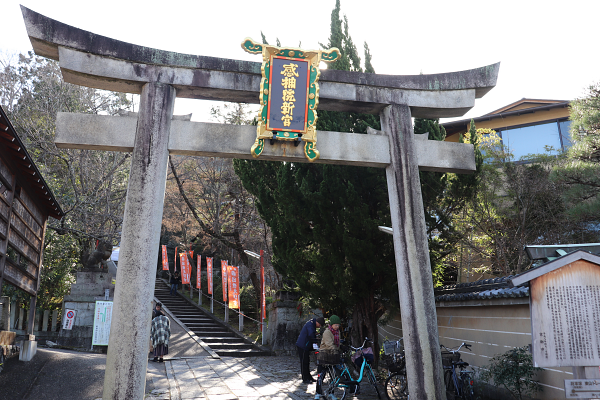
[
  {"xmin": 382, "ymin": 339, "xmax": 408, "ymax": 400},
  {"xmin": 317, "ymin": 338, "xmax": 382, "ymax": 400},
  {"xmin": 440, "ymin": 342, "xmax": 474, "ymax": 400}
]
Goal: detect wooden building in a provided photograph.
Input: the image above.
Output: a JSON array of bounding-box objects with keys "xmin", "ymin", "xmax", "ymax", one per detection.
[
  {"xmin": 0, "ymin": 105, "xmax": 64, "ymax": 338},
  {"xmin": 442, "ymin": 98, "xmax": 571, "ymax": 161}
]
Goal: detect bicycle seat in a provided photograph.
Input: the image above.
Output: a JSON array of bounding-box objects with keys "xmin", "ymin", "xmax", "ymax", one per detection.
[{"xmin": 454, "ymin": 361, "xmax": 469, "ymax": 367}]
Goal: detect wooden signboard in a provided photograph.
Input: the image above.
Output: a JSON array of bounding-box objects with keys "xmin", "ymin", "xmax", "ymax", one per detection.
[{"xmin": 511, "ymin": 252, "xmax": 600, "ymax": 368}]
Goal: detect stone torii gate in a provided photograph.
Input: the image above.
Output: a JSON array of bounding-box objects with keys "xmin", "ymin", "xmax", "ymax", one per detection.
[{"xmin": 21, "ymin": 6, "xmax": 499, "ymax": 400}]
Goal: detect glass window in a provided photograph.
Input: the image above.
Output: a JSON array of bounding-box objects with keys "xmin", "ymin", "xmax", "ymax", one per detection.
[
  {"xmin": 500, "ymin": 122, "xmax": 562, "ymax": 160},
  {"xmin": 558, "ymin": 120, "xmax": 573, "ymax": 149}
]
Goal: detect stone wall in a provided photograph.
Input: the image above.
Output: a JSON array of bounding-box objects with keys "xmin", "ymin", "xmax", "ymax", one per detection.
[
  {"xmin": 266, "ymin": 291, "xmax": 322, "ymax": 355},
  {"xmin": 57, "ymin": 270, "xmax": 115, "ymax": 350}
]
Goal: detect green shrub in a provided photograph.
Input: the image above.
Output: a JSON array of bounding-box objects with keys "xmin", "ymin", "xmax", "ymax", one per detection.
[{"xmin": 481, "ymin": 346, "xmax": 542, "ymax": 400}]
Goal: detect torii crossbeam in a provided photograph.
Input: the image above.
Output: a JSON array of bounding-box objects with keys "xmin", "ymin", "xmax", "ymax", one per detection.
[{"xmin": 21, "ymin": 6, "xmax": 499, "ymax": 400}]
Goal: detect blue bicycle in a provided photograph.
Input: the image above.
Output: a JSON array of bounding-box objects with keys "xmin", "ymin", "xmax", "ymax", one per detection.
[{"xmin": 317, "ymin": 338, "xmax": 382, "ymax": 400}]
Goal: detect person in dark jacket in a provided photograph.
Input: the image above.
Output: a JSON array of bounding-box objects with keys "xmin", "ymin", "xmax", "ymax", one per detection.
[
  {"xmin": 152, "ymin": 303, "xmax": 164, "ymax": 319},
  {"xmin": 169, "ymin": 272, "xmax": 180, "ymax": 296},
  {"xmin": 296, "ymin": 316, "xmax": 325, "ymax": 383}
]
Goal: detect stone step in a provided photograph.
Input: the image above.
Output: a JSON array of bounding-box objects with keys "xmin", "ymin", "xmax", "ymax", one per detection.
[
  {"xmin": 193, "ymin": 332, "xmax": 236, "ymax": 338},
  {"xmin": 215, "ymin": 348, "xmax": 271, "ymax": 357},
  {"xmin": 207, "ymin": 343, "xmax": 253, "ymax": 350},
  {"xmin": 200, "ymin": 337, "xmax": 241, "ymax": 343},
  {"xmin": 154, "ymin": 279, "xmax": 271, "ymax": 358}
]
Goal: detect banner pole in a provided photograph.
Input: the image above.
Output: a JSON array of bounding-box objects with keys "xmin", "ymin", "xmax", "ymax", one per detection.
[
  {"xmin": 239, "ymin": 311, "xmax": 243, "ymax": 331},
  {"xmin": 210, "ymin": 296, "xmax": 213, "ymax": 314}
]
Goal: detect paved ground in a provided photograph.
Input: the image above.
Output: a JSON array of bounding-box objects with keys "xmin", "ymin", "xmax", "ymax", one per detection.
[{"xmin": 0, "ymin": 313, "xmax": 383, "ymax": 400}]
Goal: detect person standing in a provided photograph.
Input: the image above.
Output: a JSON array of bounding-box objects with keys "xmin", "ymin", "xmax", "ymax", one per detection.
[
  {"xmin": 296, "ymin": 316, "xmax": 325, "ymax": 383},
  {"xmin": 169, "ymin": 272, "xmax": 179, "ymax": 296},
  {"xmin": 151, "ymin": 313, "xmax": 170, "ymax": 362}
]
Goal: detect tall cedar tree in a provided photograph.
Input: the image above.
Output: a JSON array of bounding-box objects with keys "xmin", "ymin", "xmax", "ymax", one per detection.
[
  {"xmin": 414, "ymin": 119, "xmax": 482, "ymax": 284},
  {"xmin": 234, "ymin": 0, "xmax": 396, "ymax": 349},
  {"xmin": 553, "ymin": 82, "xmax": 600, "ymax": 221},
  {"xmin": 234, "ymin": 1, "xmax": 482, "ymax": 346}
]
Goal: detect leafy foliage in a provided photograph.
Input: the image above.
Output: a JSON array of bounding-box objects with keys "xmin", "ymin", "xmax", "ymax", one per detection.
[
  {"xmin": 450, "ymin": 122, "xmax": 598, "ymax": 278},
  {"xmin": 481, "ymin": 346, "xmax": 542, "ymax": 400},
  {"xmin": 415, "ymin": 119, "xmax": 482, "ymax": 285},
  {"xmin": 2, "ymin": 52, "xmax": 132, "ymax": 264},
  {"xmin": 553, "ymin": 82, "xmax": 600, "ymax": 221},
  {"xmin": 0, "ymin": 52, "xmax": 131, "ymax": 308}
]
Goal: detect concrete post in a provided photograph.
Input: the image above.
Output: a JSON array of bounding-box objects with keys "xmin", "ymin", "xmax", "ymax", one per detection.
[
  {"xmin": 381, "ymin": 104, "xmax": 445, "ymax": 400},
  {"xmin": 239, "ymin": 311, "xmax": 243, "ymax": 332},
  {"xmin": 103, "ymin": 82, "xmax": 175, "ymax": 400},
  {"xmin": 224, "ymin": 305, "xmax": 229, "ymax": 323},
  {"xmin": 51, "ymin": 310, "xmax": 58, "ymax": 332},
  {"xmin": 262, "ymin": 319, "xmax": 266, "ymax": 345},
  {"xmin": 198, "ymin": 290, "xmax": 202, "ymax": 306},
  {"xmin": 42, "ymin": 310, "xmax": 50, "ymax": 332},
  {"xmin": 210, "ymin": 296, "xmax": 213, "ymax": 314},
  {"xmin": 10, "ymin": 301, "xmax": 16, "ymax": 329},
  {"xmin": 17, "ymin": 307, "xmax": 24, "ymax": 330}
]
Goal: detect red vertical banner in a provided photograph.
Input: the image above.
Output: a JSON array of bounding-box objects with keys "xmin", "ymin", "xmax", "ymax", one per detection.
[
  {"xmin": 196, "ymin": 255, "xmax": 201, "ymax": 290},
  {"xmin": 161, "ymin": 245, "xmax": 169, "ymax": 271},
  {"xmin": 207, "ymin": 257, "xmax": 213, "ymax": 295},
  {"xmin": 228, "ymin": 265, "xmax": 240, "ymax": 309},
  {"xmin": 189, "ymin": 250, "xmax": 194, "ymax": 258},
  {"xmin": 227, "ymin": 265, "xmax": 233, "ymax": 304},
  {"xmin": 221, "ymin": 260, "xmax": 228, "ymax": 303},
  {"xmin": 260, "ymin": 250, "xmax": 265, "ymax": 321},
  {"xmin": 174, "ymin": 247, "xmax": 178, "ymax": 272},
  {"xmin": 180, "ymin": 253, "xmax": 191, "ymax": 284}
]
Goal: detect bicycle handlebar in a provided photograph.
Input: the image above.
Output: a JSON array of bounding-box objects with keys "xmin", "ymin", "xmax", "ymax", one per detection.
[
  {"xmin": 440, "ymin": 342, "xmax": 472, "ymax": 353},
  {"xmin": 348, "ymin": 337, "xmax": 373, "ymax": 352}
]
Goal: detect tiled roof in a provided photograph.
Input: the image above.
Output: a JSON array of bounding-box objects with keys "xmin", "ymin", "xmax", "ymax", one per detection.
[{"xmin": 434, "ymin": 276, "xmax": 529, "ymax": 302}]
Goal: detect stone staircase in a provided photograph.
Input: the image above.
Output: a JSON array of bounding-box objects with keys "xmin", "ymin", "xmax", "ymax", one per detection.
[{"xmin": 154, "ymin": 280, "xmax": 270, "ymax": 357}]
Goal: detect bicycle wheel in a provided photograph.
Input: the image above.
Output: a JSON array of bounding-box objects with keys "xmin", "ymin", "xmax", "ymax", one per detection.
[
  {"xmin": 385, "ymin": 372, "xmax": 408, "ymax": 400},
  {"xmin": 366, "ymin": 364, "xmax": 382, "ymax": 399},
  {"xmin": 460, "ymin": 373, "xmax": 474, "ymax": 400},
  {"xmin": 444, "ymin": 370, "xmax": 457, "ymax": 400},
  {"xmin": 318, "ymin": 365, "xmax": 348, "ymax": 400}
]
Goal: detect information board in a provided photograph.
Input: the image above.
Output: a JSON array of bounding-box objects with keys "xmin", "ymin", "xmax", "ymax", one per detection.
[
  {"xmin": 565, "ymin": 379, "xmax": 600, "ymax": 398},
  {"xmin": 92, "ymin": 301, "xmax": 113, "ymax": 346},
  {"xmin": 530, "ymin": 262, "xmax": 600, "ymax": 367}
]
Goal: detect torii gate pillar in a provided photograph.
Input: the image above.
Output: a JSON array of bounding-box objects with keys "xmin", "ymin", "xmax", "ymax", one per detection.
[
  {"xmin": 103, "ymin": 82, "xmax": 175, "ymax": 399},
  {"xmin": 383, "ymin": 104, "xmax": 445, "ymax": 398}
]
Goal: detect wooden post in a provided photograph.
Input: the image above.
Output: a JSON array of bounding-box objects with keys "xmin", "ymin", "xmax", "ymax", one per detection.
[
  {"xmin": 103, "ymin": 81, "xmax": 175, "ymax": 400},
  {"xmin": 28, "ymin": 297, "xmax": 36, "ymax": 335},
  {"xmin": 381, "ymin": 104, "xmax": 445, "ymax": 400}
]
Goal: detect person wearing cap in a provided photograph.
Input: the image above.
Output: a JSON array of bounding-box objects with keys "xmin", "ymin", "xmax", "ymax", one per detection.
[
  {"xmin": 296, "ymin": 316, "xmax": 325, "ymax": 383},
  {"xmin": 320, "ymin": 315, "xmax": 341, "ymax": 353},
  {"xmin": 315, "ymin": 315, "xmax": 342, "ymax": 398}
]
